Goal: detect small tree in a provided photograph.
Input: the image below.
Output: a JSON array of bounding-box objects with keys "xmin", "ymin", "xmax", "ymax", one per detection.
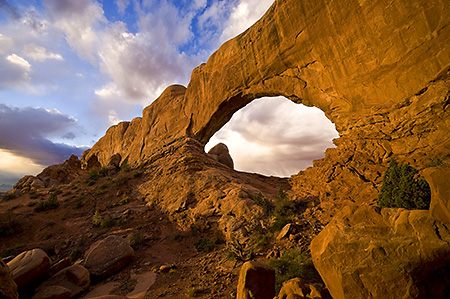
[{"xmin": 377, "ymin": 159, "xmax": 431, "ymax": 210}]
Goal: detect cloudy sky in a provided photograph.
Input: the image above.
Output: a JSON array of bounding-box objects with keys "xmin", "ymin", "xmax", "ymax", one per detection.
[{"xmin": 0, "ymin": 0, "xmax": 338, "ymax": 186}]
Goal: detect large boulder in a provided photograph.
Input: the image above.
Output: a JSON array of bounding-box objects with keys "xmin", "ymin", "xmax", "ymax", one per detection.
[
  {"xmin": 237, "ymin": 261, "xmax": 275, "ymax": 299},
  {"xmin": 84, "ymin": 235, "xmax": 134, "ymax": 279},
  {"xmin": 1, "ymin": 260, "xmax": 18, "ymax": 299},
  {"xmin": 310, "ymin": 205, "xmax": 450, "ymax": 299},
  {"xmin": 33, "ymin": 264, "xmax": 90, "ymax": 299},
  {"xmin": 7, "ymin": 249, "xmax": 51, "ymax": 291},
  {"xmin": 207, "ymin": 143, "xmax": 234, "ymax": 169},
  {"xmin": 422, "ymin": 166, "xmax": 450, "ymax": 224}
]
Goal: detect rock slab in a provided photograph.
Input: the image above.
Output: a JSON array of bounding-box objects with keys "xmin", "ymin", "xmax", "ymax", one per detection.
[
  {"xmin": 237, "ymin": 261, "xmax": 275, "ymax": 299},
  {"xmin": 33, "ymin": 264, "xmax": 90, "ymax": 299},
  {"xmin": 7, "ymin": 248, "xmax": 51, "ymax": 290},
  {"xmin": 422, "ymin": 166, "xmax": 450, "ymax": 224},
  {"xmin": 276, "ymin": 278, "xmax": 330, "ymax": 299},
  {"xmin": 84, "ymin": 235, "xmax": 134, "ymax": 279},
  {"xmin": 0, "ymin": 260, "xmax": 18, "ymax": 299},
  {"xmin": 310, "ymin": 205, "xmax": 450, "ymax": 299}
]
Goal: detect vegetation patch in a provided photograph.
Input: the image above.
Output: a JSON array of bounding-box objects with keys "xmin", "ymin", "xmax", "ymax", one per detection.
[
  {"xmin": 268, "ymin": 249, "xmax": 322, "ymax": 293},
  {"xmin": 194, "ymin": 238, "xmax": 215, "ymax": 253},
  {"xmin": 0, "ymin": 212, "xmax": 21, "ymax": 237},
  {"xmin": 377, "ymin": 159, "xmax": 431, "ymax": 210},
  {"xmin": 34, "ymin": 193, "xmax": 60, "ymax": 212}
]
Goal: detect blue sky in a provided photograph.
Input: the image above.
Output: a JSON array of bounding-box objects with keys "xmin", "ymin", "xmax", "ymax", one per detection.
[{"xmin": 0, "ymin": 0, "xmax": 338, "ymax": 186}]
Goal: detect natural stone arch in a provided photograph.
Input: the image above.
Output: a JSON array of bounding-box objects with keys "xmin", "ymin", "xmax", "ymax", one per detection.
[
  {"xmin": 82, "ymin": 0, "xmax": 450, "ymax": 208},
  {"xmin": 205, "ymin": 96, "xmax": 339, "ymax": 177}
]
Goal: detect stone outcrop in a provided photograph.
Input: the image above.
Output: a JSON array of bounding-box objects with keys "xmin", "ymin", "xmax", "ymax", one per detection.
[
  {"xmin": 84, "ymin": 235, "xmax": 134, "ymax": 279},
  {"xmin": 310, "ymin": 205, "xmax": 450, "ymax": 299},
  {"xmin": 0, "ymin": 260, "xmax": 18, "ymax": 299},
  {"xmin": 14, "ymin": 155, "xmax": 83, "ymax": 192},
  {"xmin": 422, "ymin": 166, "xmax": 450, "ymax": 224},
  {"xmin": 33, "ymin": 265, "xmax": 90, "ymax": 299},
  {"xmin": 207, "ymin": 143, "xmax": 234, "ymax": 169},
  {"xmin": 7, "ymin": 249, "xmax": 51, "ymax": 291},
  {"xmin": 276, "ymin": 278, "xmax": 330, "ymax": 299},
  {"xmin": 78, "ymin": 0, "xmax": 450, "ymax": 215},
  {"xmin": 237, "ymin": 261, "xmax": 275, "ymax": 299}
]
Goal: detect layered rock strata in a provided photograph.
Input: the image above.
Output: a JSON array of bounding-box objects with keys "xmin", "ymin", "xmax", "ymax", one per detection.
[
  {"xmin": 79, "ymin": 0, "xmax": 450, "ymax": 211},
  {"xmin": 310, "ymin": 206, "xmax": 450, "ymax": 298}
]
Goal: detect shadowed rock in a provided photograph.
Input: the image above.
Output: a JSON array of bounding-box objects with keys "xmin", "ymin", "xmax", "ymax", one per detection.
[{"xmin": 310, "ymin": 206, "xmax": 450, "ymax": 299}]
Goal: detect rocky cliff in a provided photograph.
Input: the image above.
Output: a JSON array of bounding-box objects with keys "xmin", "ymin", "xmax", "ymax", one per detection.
[{"xmin": 81, "ymin": 0, "xmax": 450, "ymax": 211}]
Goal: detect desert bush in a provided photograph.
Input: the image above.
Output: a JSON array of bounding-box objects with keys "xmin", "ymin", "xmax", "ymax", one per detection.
[
  {"xmin": 130, "ymin": 232, "xmax": 144, "ymax": 249},
  {"xmin": 271, "ymin": 188, "xmax": 296, "ymax": 232},
  {"xmin": 268, "ymin": 249, "xmax": 322, "ymax": 293},
  {"xmin": 377, "ymin": 159, "xmax": 431, "ymax": 210},
  {"xmin": 252, "ymin": 192, "xmax": 273, "ymax": 215},
  {"xmin": 194, "ymin": 238, "xmax": 215, "ymax": 253},
  {"xmin": 70, "ymin": 247, "xmax": 83, "ymax": 261},
  {"xmin": 0, "ymin": 213, "xmax": 21, "ymax": 237},
  {"xmin": 34, "ymin": 193, "xmax": 60, "ymax": 212}
]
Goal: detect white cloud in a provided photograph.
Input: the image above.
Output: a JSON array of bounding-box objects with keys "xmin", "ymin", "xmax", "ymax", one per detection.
[
  {"xmin": 206, "ymin": 97, "xmax": 339, "ymax": 177},
  {"xmin": 24, "ymin": 44, "xmax": 63, "ymax": 61},
  {"xmin": 6, "ymin": 53, "xmax": 31, "ymax": 69},
  {"xmin": 44, "ymin": 0, "xmax": 105, "ymax": 63},
  {"xmin": 0, "ymin": 33, "xmax": 13, "ymax": 54},
  {"xmin": 221, "ymin": 0, "xmax": 274, "ymax": 42},
  {"xmin": 115, "ymin": 0, "xmax": 130, "ymax": 15}
]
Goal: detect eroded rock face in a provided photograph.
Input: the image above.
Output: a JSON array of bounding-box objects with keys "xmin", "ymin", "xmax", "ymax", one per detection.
[
  {"xmin": 422, "ymin": 166, "xmax": 450, "ymax": 224},
  {"xmin": 79, "ymin": 0, "xmax": 450, "ymax": 213},
  {"xmin": 237, "ymin": 261, "xmax": 275, "ymax": 299},
  {"xmin": 0, "ymin": 260, "xmax": 18, "ymax": 299},
  {"xmin": 310, "ymin": 206, "xmax": 450, "ymax": 299}
]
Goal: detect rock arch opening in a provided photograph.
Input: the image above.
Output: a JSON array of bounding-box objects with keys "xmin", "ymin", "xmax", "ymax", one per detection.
[{"xmin": 205, "ymin": 96, "xmax": 339, "ymax": 177}]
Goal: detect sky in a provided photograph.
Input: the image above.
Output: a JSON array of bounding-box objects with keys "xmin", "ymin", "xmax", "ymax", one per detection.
[{"xmin": 0, "ymin": 0, "xmax": 338, "ymax": 187}]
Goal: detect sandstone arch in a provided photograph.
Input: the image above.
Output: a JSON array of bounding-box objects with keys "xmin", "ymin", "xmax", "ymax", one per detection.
[{"xmin": 82, "ymin": 0, "xmax": 450, "ymax": 208}]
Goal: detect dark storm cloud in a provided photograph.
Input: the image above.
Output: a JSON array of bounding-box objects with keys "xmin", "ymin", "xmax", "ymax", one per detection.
[
  {"xmin": 0, "ymin": 0, "xmax": 21, "ymax": 20},
  {"xmin": 0, "ymin": 104, "xmax": 87, "ymax": 166}
]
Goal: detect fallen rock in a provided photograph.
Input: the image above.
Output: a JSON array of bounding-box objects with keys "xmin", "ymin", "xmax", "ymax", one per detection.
[
  {"xmin": 276, "ymin": 223, "xmax": 299, "ymax": 240},
  {"xmin": 310, "ymin": 205, "xmax": 450, "ymax": 299},
  {"xmin": 7, "ymin": 248, "xmax": 51, "ymax": 291},
  {"xmin": 237, "ymin": 261, "xmax": 275, "ymax": 299},
  {"xmin": 207, "ymin": 143, "xmax": 234, "ymax": 169},
  {"xmin": 1, "ymin": 260, "xmax": 18, "ymax": 299},
  {"xmin": 276, "ymin": 278, "xmax": 330, "ymax": 299},
  {"xmin": 32, "ymin": 285, "xmax": 71, "ymax": 299},
  {"xmin": 422, "ymin": 166, "xmax": 450, "ymax": 224},
  {"xmin": 48, "ymin": 258, "xmax": 72, "ymax": 277},
  {"xmin": 84, "ymin": 235, "xmax": 134, "ymax": 279},
  {"xmin": 33, "ymin": 264, "xmax": 90, "ymax": 299}
]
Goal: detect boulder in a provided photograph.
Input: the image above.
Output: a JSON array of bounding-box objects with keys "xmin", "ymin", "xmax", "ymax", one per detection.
[
  {"xmin": 31, "ymin": 285, "xmax": 71, "ymax": 299},
  {"xmin": 276, "ymin": 223, "xmax": 299, "ymax": 240},
  {"xmin": 276, "ymin": 278, "xmax": 330, "ymax": 299},
  {"xmin": 84, "ymin": 235, "xmax": 134, "ymax": 279},
  {"xmin": 0, "ymin": 260, "xmax": 18, "ymax": 299},
  {"xmin": 207, "ymin": 143, "xmax": 234, "ymax": 169},
  {"xmin": 33, "ymin": 264, "xmax": 90, "ymax": 299},
  {"xmin": 237, "ymin": 261, "xmax": 275, "ymax": 299},
  {"xmin": 7, "ymin": 249, "xmax": 51, "ymax": 290},
  {"xmin": 48, "ymin": 258, "xmax": 72, "ymax": 277},
  {"xmin": 310, "ymin": 205, "xmax": 450, "ymax": 299},
  {"xmin": 422, "ymin": 166, "xmax": 450, "ymax": 224}
]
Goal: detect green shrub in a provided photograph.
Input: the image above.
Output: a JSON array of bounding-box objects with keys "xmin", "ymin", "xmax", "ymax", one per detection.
[
  {"xmin": 377, "ymin": 159, "xmax": 431, "ymax": 210},
  {"xmin": 70, "ymin": 247, "xmax": 82, "ymax": 261},
  {"xmin": 0, "ymin": 213, "xmax": 21, "ymax": 237},
  {"xmin": 34, "ymin": 193, "xmax": 60, "ymax": 212},
  {"xmin": 92, "ymin": 211, "xmax": 101, "ymax": 226},
  {"xmin": 252, "ymin": 192, "xmax": 273, "ymax": 215},
  {"xmin": 130, "ymin": 232, "xmax": 144, "ymax": 249},
  {"xmin": 194, "ymin": 238, "xmax": 214, "ymax": 253},
  {"xmin": 270, "ymin": 188, "xmax": 296, "ymax": 232},
  {"xmin": 268, "ymin": 249, "xmax": 321, "ymax": 293}
]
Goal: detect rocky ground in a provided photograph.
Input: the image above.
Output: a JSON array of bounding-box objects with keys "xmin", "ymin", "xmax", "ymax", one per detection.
[{"xmin": 0, "ymin": 152, "xmax": 327, "ymax": 299}]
